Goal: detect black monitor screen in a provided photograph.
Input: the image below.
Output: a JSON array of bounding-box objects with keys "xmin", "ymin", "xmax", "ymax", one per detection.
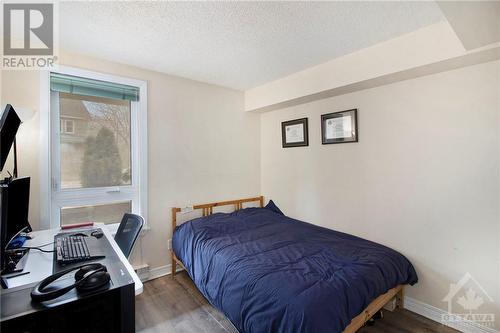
[
  {"xmin": 1, "ymin": 177, "xmax": 31, "ymax": 252},
  {"xmin": 0, "ymin": 104, "xmax": 21, "ymax": 172}
]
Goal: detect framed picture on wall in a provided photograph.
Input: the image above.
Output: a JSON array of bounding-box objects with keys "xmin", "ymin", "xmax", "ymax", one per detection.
[
  {"xmin": 321, "ymin": 109, "xmax": 358, "ymax": 144},
  {"xmin": 281, "ymin": 118, "xmax": 308, "ymax": 148}
]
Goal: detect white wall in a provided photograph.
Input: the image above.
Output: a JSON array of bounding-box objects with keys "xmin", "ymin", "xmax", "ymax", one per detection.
[
  {"xmin": 1, "ymin": 71, "xmax": 41, "ymax": 229},
  {"xmin": 0, "ymin": 52, "xmax": 261, "ymax": 271},
  {"xmin": 261, "ymin": 60, "xmax": 500, "ymax": 329}
]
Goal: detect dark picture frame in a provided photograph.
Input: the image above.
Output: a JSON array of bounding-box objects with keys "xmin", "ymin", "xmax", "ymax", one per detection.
[
  {"xmin": 321, "ymin": 109, "xmax": 358, "ymax": 145},
  {"xmin": 281, "ymin": 118, "xmax": 308, "ymax": 148}
]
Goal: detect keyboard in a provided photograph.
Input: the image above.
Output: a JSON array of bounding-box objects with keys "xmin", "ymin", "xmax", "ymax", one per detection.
[{"xmin": 55, "ymin": 235, "xmax": 91, "ymax": 264}]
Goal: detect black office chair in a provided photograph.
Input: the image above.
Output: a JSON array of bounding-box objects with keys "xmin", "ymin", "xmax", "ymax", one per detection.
[{"xmin": 114, "ymin": 213, "xmax": 144, "ymax": 258}]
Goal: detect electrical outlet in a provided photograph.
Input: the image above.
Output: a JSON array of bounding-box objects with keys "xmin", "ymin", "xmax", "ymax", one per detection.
[
  {"xmin": 180, "ymin": 206, "xmax": 194, "ymax": 214},
  {"xmin": 167, "ymin": 238, "xmax": 172, "ymax": 250}
]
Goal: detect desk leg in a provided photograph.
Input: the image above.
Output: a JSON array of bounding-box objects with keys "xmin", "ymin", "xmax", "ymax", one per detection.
[{"xmin": 120, "ymin": 284, "xmax": 135, "ymax": 333}]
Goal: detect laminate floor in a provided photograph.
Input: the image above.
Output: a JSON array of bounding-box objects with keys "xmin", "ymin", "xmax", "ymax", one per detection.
[{"xmin": 136, "ymin": 272, "xmax": 459, "ymax": 333}]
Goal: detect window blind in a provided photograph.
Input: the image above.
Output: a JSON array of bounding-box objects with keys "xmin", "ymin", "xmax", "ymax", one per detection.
[{"xmin": 50, "ymin": 73, "xmax": 139, "ymax": 101}]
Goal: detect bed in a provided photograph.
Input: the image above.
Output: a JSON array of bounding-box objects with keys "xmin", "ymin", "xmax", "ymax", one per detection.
[{"xmin": 171, "ymin": 196, "xmax": 418, "ymax": 333}]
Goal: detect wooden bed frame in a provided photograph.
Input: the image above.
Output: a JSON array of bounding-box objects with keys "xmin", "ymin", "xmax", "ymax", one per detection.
[{"xmin": 171, "ymin": 196, "xmax": 405, "ymax": 333}]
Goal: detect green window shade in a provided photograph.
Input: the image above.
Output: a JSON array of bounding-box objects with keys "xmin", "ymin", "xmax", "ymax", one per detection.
[{"xmin": 50, "ymin": 73, "xmax": 139, "ymax": 101}]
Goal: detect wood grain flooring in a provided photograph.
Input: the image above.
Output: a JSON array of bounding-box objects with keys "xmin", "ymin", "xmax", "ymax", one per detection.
[{"xmin": 136, "ymin": 272, "xmax": 459, "ymax": 333}]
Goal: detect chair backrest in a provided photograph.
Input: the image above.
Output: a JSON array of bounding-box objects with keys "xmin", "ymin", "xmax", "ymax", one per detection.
[{"xmin": 114, "ymin": 213, "xmax": 144, "ymax": 258}]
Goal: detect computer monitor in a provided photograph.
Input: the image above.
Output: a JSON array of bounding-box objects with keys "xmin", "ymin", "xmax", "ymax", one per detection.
[
  {"xmin": 0, "ymin": 104, "xmax": 21, "ymax": 173},
  {"xmin": 0, "ymin": 177, "xmax": 31, "ymax": 271}
]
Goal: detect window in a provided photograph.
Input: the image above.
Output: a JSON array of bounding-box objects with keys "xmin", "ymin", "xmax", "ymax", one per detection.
[
  {"xmin": 62, "ymin": 119, "xmax": 74, "ymax": 134},
  {"xmin": 61, "ymin": 202, "xmax": 132, "ymax": 225},
  {"xmin": 41, "ymin": 67, "xmax": 147, "ymax": 231},
  {"xmin": 57, "ymin": 92, "xmax": 132, "ymax": 190}
]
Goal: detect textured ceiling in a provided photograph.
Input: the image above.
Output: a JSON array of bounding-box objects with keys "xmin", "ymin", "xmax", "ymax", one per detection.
[{"xmin": 60, "ymin": 1, "xmax": 444, "ymax": 90}]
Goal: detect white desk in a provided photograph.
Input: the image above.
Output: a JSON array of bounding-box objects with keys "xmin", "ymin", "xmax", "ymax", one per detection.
[{"xmin": 5, "ymin": 223, "xmax": 143, "ymax": 295}]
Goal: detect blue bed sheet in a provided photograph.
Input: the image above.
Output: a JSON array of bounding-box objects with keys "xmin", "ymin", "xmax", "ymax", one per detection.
[{"xmin": 173, "ymin": 204, "xmax": 417, "ymax": 333}]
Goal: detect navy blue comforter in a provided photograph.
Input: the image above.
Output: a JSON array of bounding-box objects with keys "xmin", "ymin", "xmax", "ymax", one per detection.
[{"xmin": 173, "ymin": 204, "xmax": 417, "ymax": 333}]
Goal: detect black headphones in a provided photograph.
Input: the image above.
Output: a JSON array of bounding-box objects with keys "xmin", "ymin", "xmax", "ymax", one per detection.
[{"xmin": 31, "ymin": 263, "xmax": 111, "ymax": 302}]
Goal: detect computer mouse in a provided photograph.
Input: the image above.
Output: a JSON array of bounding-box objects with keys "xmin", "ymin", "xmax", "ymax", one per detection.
[{"xmin": 91, "ymin": 230, "xmax": 104, "ymax": 239}]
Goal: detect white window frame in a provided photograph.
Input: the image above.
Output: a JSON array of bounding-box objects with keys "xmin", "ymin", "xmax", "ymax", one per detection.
[
  {"xmin": 61, "ymin": 119, "xmax": 74, "ymax": 134},
  {"xmin": 40, "ymin": 66, "xmax": 148, "ymax": 232}
]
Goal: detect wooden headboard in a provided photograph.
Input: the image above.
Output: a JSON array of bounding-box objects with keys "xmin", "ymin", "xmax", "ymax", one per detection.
[
  {"xmin": 170, "ymin": 196, "xmax": 264, "ymax": 277},
  {"xmin": 171, "ymin": 196, "xmax": 264, "ymax": 232}
]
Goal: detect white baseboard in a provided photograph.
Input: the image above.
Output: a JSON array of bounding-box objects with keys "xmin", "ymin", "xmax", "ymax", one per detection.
[
  {"xmin": 136, "ymin": 264, "xmax": 184, "ymax": 282},
  {"xmin": 405, "ymin": 296, "xmax": 499, "ymax": 333}
]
